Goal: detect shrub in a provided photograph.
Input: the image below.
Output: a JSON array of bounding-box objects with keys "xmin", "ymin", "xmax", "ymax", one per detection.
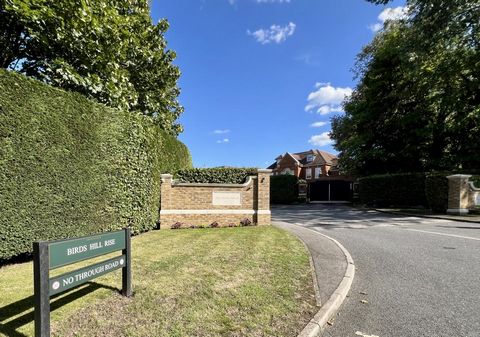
[
  {"xmin": 0, "ymin": 71, "xmax": 192, "ymax": 262},
  {"xmin": 209, "ymin": 221, "xmax": 220, "ymax": 228},
  {"xmin": 239, "ymin": 218, "xmax": 252, "ymax": 227},
  {"xmin": 472, "ymin": 175, "xmax": 480, "ymax": 188},
  {"xmin": 425, "ymin": 173, "xmax": 449, "ymax": 213},
  {"xmin": 358, "ymin": 173, "xmax": 427, "ymax": 207},
  {"xmin": 270, "ymin": 175, "xmax": 299, "ymax": 204},
  {"xmin": 171, "ymin": 222, "xmax": 183, "ymax": 229},
  {"xmin": 174, "ymin": 167, "xmax": 257, "ymax": 184}
]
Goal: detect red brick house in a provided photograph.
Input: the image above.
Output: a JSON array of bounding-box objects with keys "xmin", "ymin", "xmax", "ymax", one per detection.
[
  {"xmin": 267, "ymin": 149, "xmax": 339, "ymax": 181},
  {"xmin": 267, "ymin": 149, "xmax": 353, "ymax": 201}
]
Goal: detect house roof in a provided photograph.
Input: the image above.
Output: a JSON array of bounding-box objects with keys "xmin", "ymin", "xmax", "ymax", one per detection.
[{"xmin": 267, "ymin": 149, "xmax": 338, "ymax": 169}]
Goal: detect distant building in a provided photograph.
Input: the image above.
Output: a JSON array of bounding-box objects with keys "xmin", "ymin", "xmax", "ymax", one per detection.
[
  {"xmin": 267, "ymin": 149, "xmax": 353, "ymax": 202},
  {"xmin": 267, "ymin": 149, "xmax": 339, "ymax": 181}
]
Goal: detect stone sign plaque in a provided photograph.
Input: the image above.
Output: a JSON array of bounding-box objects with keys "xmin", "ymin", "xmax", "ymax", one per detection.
[{"xmin": 212, "ymin": 192, "xmax": 241, "ymax": 206}]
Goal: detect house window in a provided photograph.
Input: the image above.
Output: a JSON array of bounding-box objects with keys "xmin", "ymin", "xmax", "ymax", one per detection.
[
  {"xmin": 282, "ymin": 168, "xmax": 293, "ymax": 175},
  {"xmin": 306, "ymin": 155, "xmax": 315, "ymax": 162},
  {"xmin": 306, "ymin": 168, "xmax": 312, "ymax": 179},
  {"xmin": 315, "ymin": 167, "xmax": 321, "ymax": 178}
]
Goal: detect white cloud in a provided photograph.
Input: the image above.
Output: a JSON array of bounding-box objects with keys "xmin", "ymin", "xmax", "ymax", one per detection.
[
  {"xmin": 228, "ymin": 0, "xmax": 237, "ymax": 4},
  {"xmin": 247, "ymin": 22, "xmax": 296, "ymax": 44},
  {"xmin": 305, "ymin": 83, "xmax": 352, "ymax": 115},
  {"xmin": 310, "ymin": 121, "xmax": 329, "ymax": 128},
  {"xmin": 212, "ymin": 129, "xmax": 230, "ymax": 134},
  {"xmin": 308, "ymin": 132, "xmax": 333, "ymax": 147},
  {"xmin": 217, "ymin": 138, "xmax": 230, "ymax": 144},
  {"xmin": 369, "ymin": 6, "xmax": 408, "ymax": 32}
]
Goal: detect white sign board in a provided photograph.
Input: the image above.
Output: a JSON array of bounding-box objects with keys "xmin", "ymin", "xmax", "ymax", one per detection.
[
  {"xmin": 475, "ymin": 193, "xmax": 480, "ymax": 206},
  {"xmin": 212, "ymin": 192, "xmax": 241, "ymax": 206}
]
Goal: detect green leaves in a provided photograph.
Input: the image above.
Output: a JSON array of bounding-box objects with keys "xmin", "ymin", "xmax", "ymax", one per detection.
[
  {"xmin": 331, "ymin": 0, "xmax": 480, "ymax": 175},
  {"xmin": 0, "ymin": 0, "xmax": 183, "ymax": 135},
  {"xmin": 0, "ymin": 70, "xmax": 191, "ymax": 261},
  {"xmin": 175, "ymin": 168, "xmax": 258, "ymax": 184}
]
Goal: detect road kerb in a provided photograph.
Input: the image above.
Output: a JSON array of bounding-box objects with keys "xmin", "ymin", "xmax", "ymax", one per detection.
[{"xmin": 296, "ymin": 224, "xmax": 355, "ymax": 337}]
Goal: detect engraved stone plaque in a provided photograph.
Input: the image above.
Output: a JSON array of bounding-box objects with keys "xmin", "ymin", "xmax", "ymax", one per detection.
[{"xmin": 212, "ymin": 192, "xmax": 241, "ymax": 206}]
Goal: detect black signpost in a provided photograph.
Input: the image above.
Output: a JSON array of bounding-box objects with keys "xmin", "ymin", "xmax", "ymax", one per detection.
[{"xmin": 33, "ymin": 229, "xmax": 132, "ymax": 337}]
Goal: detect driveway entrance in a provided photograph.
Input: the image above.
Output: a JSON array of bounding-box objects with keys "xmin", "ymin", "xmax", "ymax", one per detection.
[{"xmin": 309, "ymin": 180, "xmax": 353, "ymax": 202}]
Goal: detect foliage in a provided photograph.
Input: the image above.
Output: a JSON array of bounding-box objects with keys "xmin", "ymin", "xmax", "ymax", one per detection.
[
  {"xmin": 174, "ymin": 167, "xmax": 258, "ymax": 184},
  {"xmin": 209, "ymin": 221, "xmax": 220, "ymax": 228},
  {"xmin": 331, "ymin": 0, "xmax": 480, "ymax": 175},
  {"xmin": 358, "ymin": 173, "xmax": 427, "ymax": 207},
  {"xmin": 425, "ymin": 173, "xmax": 449, "ymax": 213},
  {"xmin": 0, "ymin": 0, "xmax": 183, "ymax": 135},
  {"xmin": 239, "ymin": 218, "xmax": 252, "ymax": 227},
  {"xmin": 472, "ymin": 176, "xmax": 480, "ymax": 188},
  {"xmin": 270, "ymin": 175, "xmax": 299, "ymax": 204},
  {"xmin": 0, "ymin": 70, "xmax": 191, "ymax": 261},
  {"xmin": 171, "ymin": 222, "xmax": 183, "ymax": 230}
]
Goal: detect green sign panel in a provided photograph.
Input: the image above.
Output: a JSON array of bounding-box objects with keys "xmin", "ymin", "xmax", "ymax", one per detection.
[
  {"xmin": 49, "ymin": 255, "xmax": 125, "ymax": 296},
  {"xmin": 33, "ymin": 229, "xmax": 132, "ymax": 337},
  {"xmin": 49, "ymin": 231, "xmax": 125, "ymax": 269}
]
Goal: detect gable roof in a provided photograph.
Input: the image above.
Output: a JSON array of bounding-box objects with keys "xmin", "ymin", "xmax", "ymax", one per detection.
[{"xmin": 268, "ymin": 149, "xmax": 337, "ymax": 169}]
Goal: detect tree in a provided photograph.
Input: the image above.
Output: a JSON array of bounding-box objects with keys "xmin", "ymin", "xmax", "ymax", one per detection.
[
  {"xmin": 0, "ymin": 0, "xmax": 183, "ymax": 135},
  {"xmin": 331, "ymin": 0, "xmax": 480, "ymax": 175}
]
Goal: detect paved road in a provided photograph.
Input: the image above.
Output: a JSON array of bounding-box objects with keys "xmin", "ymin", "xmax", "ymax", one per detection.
[{"xmin": 272, "ymin": 204, "xmax": 480, "ymax": 337}]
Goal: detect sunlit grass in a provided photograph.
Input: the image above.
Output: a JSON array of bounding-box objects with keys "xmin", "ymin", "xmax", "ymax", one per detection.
[{"xmin": 0, "ymin": 226, "xmax": 316, "ymax": 337}]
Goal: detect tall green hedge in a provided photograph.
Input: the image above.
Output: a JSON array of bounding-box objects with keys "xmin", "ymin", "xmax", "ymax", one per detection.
[
  {"xmin": 0, "ymin": 70, "xmax": 191, "ymax": 261},
  {"xmin": 270, "ymin": 175, "xmax": 299, "ymax": 204},
  {"xmin": 425, "ymin": 173, "xmax": 449, "ymax": 212},
  {"xmin": 175, "ymin": 168, "xmax": 258, "ymax": 184},
  {"xmin": 358, "ymin": 173, "xmax": 427, "ymax": 207}
]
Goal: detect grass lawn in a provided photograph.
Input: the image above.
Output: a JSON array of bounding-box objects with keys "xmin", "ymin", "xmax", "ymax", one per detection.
[{"xmin": 0, "ymin": 226, "xmax": 317, "ymax": 337}]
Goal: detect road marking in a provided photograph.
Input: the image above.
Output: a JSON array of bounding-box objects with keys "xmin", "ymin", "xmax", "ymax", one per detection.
[
  {"xmin": 404, "ymin": 228, "xmax": 480, "ymax": 241},
  {"xmin": 355, "ymin": 331, "xmax": 380, "ymax": 337}
]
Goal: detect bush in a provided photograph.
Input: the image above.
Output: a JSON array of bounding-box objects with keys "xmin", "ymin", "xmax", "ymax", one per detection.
[
  {"xmin": 209, "ymin": 221, "xmax": 220, "ymax": 228},
  {"xmin": 174, "ymin": 167, "xmax": 257, "ymax": 184},
  {"xmin": 358, "ymin": 173, "xmax": 426, "ymax": 207},
  {"xmin": 472, "ymin": 175, "xmax": 480, "ymax": 188},
  {"xmin": 239, "ymin": 218, "xmax": 252, "ymax": 226},
  {"xmin": 171, "ymin": 222, "xmax": 183, "ymax": 229},
  {"xmin": 0, "ymin": 70, "xmax": 192, "ymax": 261},
  {"xmin": 270, "ymin": 175, "xmax": 299, "ymax": 204},
  {"xmin": 425, "ymin": 173, "xmax": 449, "ymax": 213}
]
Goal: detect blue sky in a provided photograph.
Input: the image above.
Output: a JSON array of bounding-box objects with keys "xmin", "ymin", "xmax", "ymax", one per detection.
[{"xmin": 152, "ymin": 0, "xmax": 406, "ymax": 168}]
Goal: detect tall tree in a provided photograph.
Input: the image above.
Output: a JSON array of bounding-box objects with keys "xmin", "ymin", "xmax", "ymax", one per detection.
[
  {"xmin": 331, "ymin": 0, "xmax": 480, "ymax": 175},
  {"xmin": 0, "ymin": 0, "xmax": 183, "ymax": 135}
]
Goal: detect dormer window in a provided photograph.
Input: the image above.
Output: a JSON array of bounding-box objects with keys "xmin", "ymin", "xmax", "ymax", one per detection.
[{"xmin": 307, "ymin": 155, "xmax": 315, "ymax": 163}]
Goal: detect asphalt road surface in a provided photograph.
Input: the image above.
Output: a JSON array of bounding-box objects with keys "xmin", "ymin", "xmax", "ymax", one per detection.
[{"xmin": 272, "ymin": 204, "xmax": 480, "ymax": 337}]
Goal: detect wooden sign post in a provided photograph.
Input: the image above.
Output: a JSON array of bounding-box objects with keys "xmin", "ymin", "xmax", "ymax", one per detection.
[{"xmin": 33, "ymin": 229, "xmax": 132, "ymax": 337}]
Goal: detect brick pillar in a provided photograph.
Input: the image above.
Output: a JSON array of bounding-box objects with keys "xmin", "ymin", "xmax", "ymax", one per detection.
[
  {"xmin": 256, "ymin": 169, "xmax": 272, "ymax": 225},
  {"xmin": 447, "ymin": 174, "xmax": 471, "ymax": 215},
  {"xmin": 160, "ymin": 174, "xmax": 173, "ymax": 227}
]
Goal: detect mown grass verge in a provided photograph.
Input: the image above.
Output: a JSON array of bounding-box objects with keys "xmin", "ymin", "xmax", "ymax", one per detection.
[{"xmin": 0, "ymin": 226, "xmax": 317, "ymax": 337}]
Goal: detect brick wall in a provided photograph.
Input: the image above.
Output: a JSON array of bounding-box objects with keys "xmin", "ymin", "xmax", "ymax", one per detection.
[
  {"xmin": 160, "ymin": 169, "xmax": 271, "ymax": 228},
  {"xmin": 447, "ymin": 174, "xmax": 480, "ymax": 215}
]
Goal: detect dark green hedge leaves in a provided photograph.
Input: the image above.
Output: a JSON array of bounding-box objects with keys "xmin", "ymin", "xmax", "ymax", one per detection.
[{"xmin": 0, "ymin": 70, "xmax": 191, "ymax": 261}]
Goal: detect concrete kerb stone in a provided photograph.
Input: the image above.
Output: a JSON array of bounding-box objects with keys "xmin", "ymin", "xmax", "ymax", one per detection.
[
  {"xmin": 296, "ymin": 235, "xmax": 322, "ymax": 307},
  {"xmin": 295, "ymin": 225, "xmax": 355, "ymax": 337}
]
